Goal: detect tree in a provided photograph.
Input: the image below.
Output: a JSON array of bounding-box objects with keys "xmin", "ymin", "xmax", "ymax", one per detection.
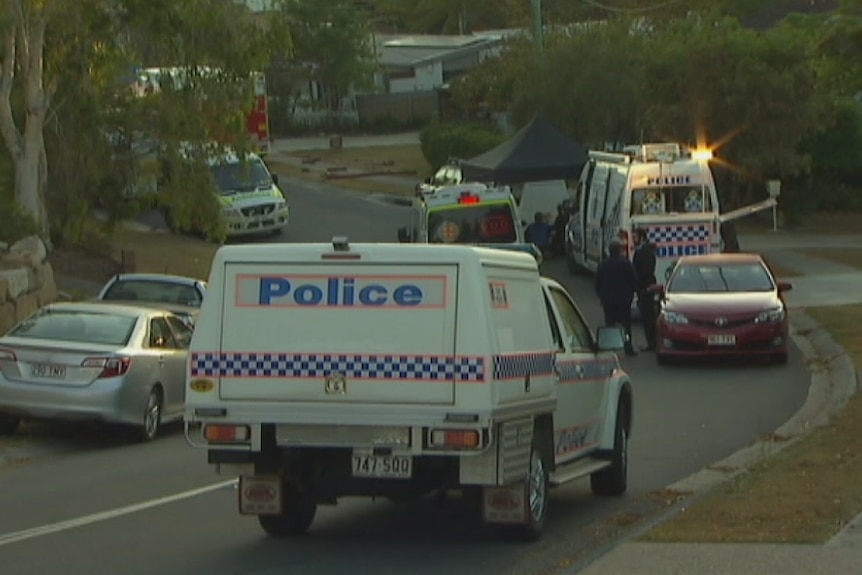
[
  {"xmin": 0, "ymin": 0, "xmax": 287, "ymax": 243},
  {"xmin": 272, "ymin": 0, "xmax": 376, "ymax": 119},
  {"xmin": 0, "ymin": 0, "xmax": 58, "ymax": 236},
  {"xmin": 505, "ymin": 18, "xmax": 650, "ymax": 147}
]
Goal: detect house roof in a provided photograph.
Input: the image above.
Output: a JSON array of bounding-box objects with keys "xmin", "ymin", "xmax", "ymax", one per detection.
[{"xmin": 375, "ymin": 33, "xmax": 501, "ymax": 68}]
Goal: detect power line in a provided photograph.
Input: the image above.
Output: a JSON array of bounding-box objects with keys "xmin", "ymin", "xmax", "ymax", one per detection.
[{"xmin": 579, "ymin": 0, "xmax": 687, "ymax": 13}]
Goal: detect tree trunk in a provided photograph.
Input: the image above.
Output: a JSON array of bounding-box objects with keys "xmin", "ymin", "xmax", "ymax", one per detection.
[
  {"xmin": 15, "ymin": 113, "xmax": 49, "ymax": 235},
  {"xmin": 0, "ymin": 6, "xmax": 53, "ymax": 238}
]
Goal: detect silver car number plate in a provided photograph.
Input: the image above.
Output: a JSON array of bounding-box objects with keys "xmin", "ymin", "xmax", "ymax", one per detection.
[{"xmin": 31, "ymin": 363, "xmax": 67, "ymax": 379}]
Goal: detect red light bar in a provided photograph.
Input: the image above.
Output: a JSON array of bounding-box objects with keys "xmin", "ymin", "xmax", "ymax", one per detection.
[{"xmin": 458, "ymin": 194, "xmax": 480, "ymax": 204}]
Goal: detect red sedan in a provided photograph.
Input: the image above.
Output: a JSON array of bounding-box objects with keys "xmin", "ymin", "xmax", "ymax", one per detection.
[{"xmin": 654, "ymin": 253, "xmax": 792, "ymax": 365}]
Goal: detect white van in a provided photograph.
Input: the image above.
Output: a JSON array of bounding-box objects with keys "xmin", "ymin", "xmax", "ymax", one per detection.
[
  {"xmin": 566, "ymin": 143, "xmax": 775, "ymax": 282},
  {"xmin": 184, "ymin": 239, "xmax": 634, "ymax": 540}
]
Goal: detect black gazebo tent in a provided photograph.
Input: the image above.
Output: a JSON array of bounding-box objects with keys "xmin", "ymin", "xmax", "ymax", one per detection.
[{"xmin": 460, "ymin": 116, "xmax": 588, "ymax": 184}]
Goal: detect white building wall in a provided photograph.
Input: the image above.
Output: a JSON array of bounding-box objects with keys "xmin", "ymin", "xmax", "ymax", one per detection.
[{"xmin": 388, "ymin": 61, "xmax": 443, "ymax": 93}]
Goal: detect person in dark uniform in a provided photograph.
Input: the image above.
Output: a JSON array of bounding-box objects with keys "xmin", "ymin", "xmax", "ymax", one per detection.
[
  {"xmin": 595, "ymin": 240, "xmax": 637, "ymax": 357},
  {"xmin": 632, "ymin": 227, "xmax": 658, "ymax": 351}
]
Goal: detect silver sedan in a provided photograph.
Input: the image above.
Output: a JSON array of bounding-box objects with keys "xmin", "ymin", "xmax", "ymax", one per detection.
[{"xmin": 0, "ymin": 301, "xmax": 193, "ymax": 441}]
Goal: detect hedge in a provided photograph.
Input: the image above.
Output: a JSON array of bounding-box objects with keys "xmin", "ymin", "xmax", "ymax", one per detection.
[{"xmin": 419, "ymin": 121, "xmax": 507, "ymax": 170}]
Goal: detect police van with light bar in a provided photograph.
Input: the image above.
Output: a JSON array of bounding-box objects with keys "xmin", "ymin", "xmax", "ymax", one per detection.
[
  {"xmin": 184, "ymin": 238, "xmax": 635, "ymax": 540},
  {"xmin": 162, "ymin": 145, "xmax": 290, "ymax": 238},
  {"xmin": 566, "ymin": 142, "xmax": 776, "ymax": 282}
]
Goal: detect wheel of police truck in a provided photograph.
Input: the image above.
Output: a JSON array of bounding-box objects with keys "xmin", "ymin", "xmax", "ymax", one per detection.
[
  {"xmin": 507, "ymin": 436, "xmax": 550, "ymax": 541},
  {"xmin": 258, "ymin": 490, "xmax": 318, "ymax": 537},
  {"xmin": 590, "ymin": 399, "xmax": 629, "ymax": 497}
]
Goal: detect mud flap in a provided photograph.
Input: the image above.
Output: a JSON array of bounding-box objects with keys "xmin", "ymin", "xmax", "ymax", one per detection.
[
  {"xmin": 481, "ymin": 483, "xmax": 529, "ymax": 524},
  {"xmin": 239, "ymin": 475, "xmax": 282, "ymax": 515}
]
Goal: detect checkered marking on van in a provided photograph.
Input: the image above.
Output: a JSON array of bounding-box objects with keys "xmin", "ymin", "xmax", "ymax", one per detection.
[
  {"xmin": 556, "ymin": 360, "xmax": 613, "ymax": 382},
  {"xmin": 493, "ymin": 353, "xmax": 556, "ymax": 380},
  {"xmin": 648, "ymin": 225, "xmax": 710, "ymax": 243},
  {"xmin": 190, "ymin": 352, "xmax": 486, "ymax": 382}
]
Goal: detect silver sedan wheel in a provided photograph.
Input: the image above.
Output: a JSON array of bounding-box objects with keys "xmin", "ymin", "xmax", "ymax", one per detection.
[{"xmin": 142, "ymin": 389, "xmax": 162, "ymax": 441}]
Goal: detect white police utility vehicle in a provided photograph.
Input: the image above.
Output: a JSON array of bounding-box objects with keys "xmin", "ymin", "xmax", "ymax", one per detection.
[{"xmin": 184, "ymin": 238, "xmax": 634, "ymax": 540}]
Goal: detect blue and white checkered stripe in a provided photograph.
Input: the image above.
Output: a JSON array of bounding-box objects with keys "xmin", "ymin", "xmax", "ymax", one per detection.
[
  {"xmin": 191, "ymin": 353, "xmax": 486, "ymax": 382},
  {"xmin": 648, "ymin": 225, "xmax": 710, "ymax": 243},
  {"xmin": 556, "ymin": 360, "xmax": 613, "ymax": 383},
  {"xmin": 493, "ymin": 353, "xmax": 556, "ymax": 380}
]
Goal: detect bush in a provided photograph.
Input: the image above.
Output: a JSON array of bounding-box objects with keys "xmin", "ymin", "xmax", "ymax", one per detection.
[
  {"xmin": 419, "ymin": 120, "xmax": 507, "ymax": 169},
  {"xmin": 0, "ymin": 199, "xmax": 40, "ymax": 244}
]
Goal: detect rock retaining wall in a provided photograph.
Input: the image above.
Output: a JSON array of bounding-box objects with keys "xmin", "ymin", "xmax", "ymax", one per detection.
[{"xmin": 0, "ymin": 236, "xmax": 59, "ymax": 336}]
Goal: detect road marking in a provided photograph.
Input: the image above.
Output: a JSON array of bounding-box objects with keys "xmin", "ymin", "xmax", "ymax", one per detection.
[{"xmin": 0, "ymin": 479, "xmax": 237, "ymax": 547}]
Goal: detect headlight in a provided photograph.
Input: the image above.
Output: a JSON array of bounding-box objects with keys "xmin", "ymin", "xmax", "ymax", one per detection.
[
  {"xmin": 755, "ymin": 307, "xmax": 786, "ymax": 324},
  {"xmin": 660, "ymin": 311, "xmax": 688, "ymax": 324},
  {"xmin": 222, "ymin": 206, "xmax": 241, "ymax": 218}
]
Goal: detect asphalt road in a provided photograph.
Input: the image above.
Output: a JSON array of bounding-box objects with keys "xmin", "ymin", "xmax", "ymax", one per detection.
[{"xmin": 0, "ymin": 174, "xmax": 811, "ymax": 574}]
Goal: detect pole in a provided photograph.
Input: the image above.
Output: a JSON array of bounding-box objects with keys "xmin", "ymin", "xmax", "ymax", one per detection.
[
  {"xmin": 772, "ymin": 204, "xmax": 778, "ymax": 233},
  {"xmin": 532, "ymin": 0, "xmax": 544, "ymax": 55}
]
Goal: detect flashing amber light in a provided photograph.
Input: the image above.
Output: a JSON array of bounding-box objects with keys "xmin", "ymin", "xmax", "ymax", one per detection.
[{"xmin": 691, "ymin": 149, "xmax": 713, "ymax": 161}]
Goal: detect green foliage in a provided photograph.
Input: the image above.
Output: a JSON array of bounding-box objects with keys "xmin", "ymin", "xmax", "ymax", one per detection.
[
  {"xmin": 419, "ymin": 120, "xmax": 505, "ymax": 169},
  {"xmin": 271, "ymin": 0, "xmax": 377, "ymax": 113},
  {"xmin": 0, "ymin": 199, "xmax": 40, "ymax": 244}
]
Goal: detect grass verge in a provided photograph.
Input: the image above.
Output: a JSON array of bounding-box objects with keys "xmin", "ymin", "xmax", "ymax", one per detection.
[
  {"xmin": 641, "ymin": 304, "xmax": 862, "ymax": 544},
  {"xmin": 799, "ymin": 248, "xmax": 862, "ymax": 271},
  {"xmin": 268, "ymin": 159, "xmax": 415, "ymax": 197},
  {"xmin": 114, "ymin": 229, "xmax": 217, "ymax": 280},
  {"xmin": 291, "ymin": 144, "xmax": 430, "ymax": 176}
]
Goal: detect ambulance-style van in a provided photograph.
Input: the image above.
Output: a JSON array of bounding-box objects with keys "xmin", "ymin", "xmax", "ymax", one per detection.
[
  {"xmin": 162, "ymin": 146, "xmax": 290, "ymax": 238},
  {"xmin": 397, "ymin": 182, "xmax": 542, "ymax": 261},
  {"xmin": 184, "ymin": 239, "xmax": 634, "ymax": 540},
  {"xmin": 566, "ymin": 143, "xmax": 776, "ymax": 282}
]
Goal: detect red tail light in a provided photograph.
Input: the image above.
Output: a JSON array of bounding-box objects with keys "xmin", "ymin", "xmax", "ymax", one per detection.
[
  {"xmin": 0, "ymin": 349, "xmax": 16, "ymax": 361},
  {"xmin": 82, "ymin": 357, "xmax": 132, "ymax": 378},
  {"xmin": 458, "ymin": 194, "xmax": 481, "ymax": 204}
]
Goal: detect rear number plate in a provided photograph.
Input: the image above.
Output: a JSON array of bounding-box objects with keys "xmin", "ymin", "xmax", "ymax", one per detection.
[
  {"xmin": 31, "ymin": 363, "xmax": 66, "ymax": 379},
  {"xmin": 708, "ymin": 334, "xmax": 736, "ymax": 346},
  {"xmin": 239, "ymin": 475, "xmax": 282, "ymax": 515},
  {"xmin": 351, "ymin": 450, "xmax": 412, "ymax": 479}
]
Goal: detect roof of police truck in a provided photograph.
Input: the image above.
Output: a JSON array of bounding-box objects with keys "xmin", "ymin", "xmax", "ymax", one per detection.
[{"xmin": 210, "ymin": 240, "xmax": 539, "ymax": 268}]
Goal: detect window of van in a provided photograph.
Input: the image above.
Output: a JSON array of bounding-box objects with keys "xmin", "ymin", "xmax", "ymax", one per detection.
[
  {"xmin": 427, "ymin": 203, "xmax": 517, "ymax": 244},
  {"xmin": 210, "ymin": 158, "xmax": 272, "ymax": 194},
  {"xmin": 630, "ymin": 187, "xmax": 712, "ymax": 216}
]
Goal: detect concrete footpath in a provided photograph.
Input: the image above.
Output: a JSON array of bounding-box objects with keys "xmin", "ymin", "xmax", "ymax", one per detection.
[{"xmin": 575, "ymin": 232, "xmax": 862, "ymax": 575}]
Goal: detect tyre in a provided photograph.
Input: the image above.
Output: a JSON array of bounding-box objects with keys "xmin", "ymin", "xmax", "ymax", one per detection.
[
  {"xmin": 772, "ymin": 352, "xmax": 788, "ymax": 365},
  {"xmin": 591, "ymin": 400, "xmax": 629, "ymax": 497},
  {"xmin": 507, "ymin": 435, "xmax": 550, "ymax": 541},
  {"xmin": 0, "ymin": 415, "xmax": 21, "ymax": 435},
  {"xmin": 258, "ymin": 490, "xmax": 318, "ymax": 537},
  {"xmin": 656, "ymin": 353, "xmax": 669, "ymax": 366},
  {"xmin": 139, "ymin": 387, "xmax": 163, "ymax": 442}
]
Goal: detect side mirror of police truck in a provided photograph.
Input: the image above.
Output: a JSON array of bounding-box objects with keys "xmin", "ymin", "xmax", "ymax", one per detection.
[
  {"xmin": 397, "ymin": 227, "xmax": 409, "ymax": 243},
  {"xmin": 272, "ymin": 173, "xmax": 279, "ymax": 186},
  {"xmin": 595, "ymin": 326, "xmax": 626, "ymax": 351}
]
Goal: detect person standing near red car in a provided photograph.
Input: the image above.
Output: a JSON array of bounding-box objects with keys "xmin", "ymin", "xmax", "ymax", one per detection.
[{"xmin": 632, "ymin": 227, "xmax": 658, "ymax": 351}]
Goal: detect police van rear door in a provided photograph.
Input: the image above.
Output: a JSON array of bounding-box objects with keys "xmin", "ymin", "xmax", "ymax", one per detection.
[{"xmin": 217, "ymin": 255, "xmax": 460, "ymax": 405}]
